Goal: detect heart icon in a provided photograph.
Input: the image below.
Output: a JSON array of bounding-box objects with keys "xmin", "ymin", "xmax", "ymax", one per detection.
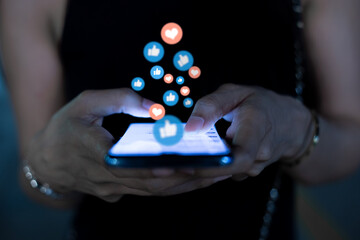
[
  {"xmin": 152, "ymin": 108, "xmax": 163, "ymax": 117},
  {"xmin": 165, "ymin": 28, "xmax": 178, "ymax": 40},
  {"xmin": 188, "ymin": 66, "xmax": 201, "ymax": 79},
  {"xmin": 191, "ymin": 69, "xmax": 199, "ymax": 76},
  {"xmin": 180, "ymin": 86, "xmax": 190, "ymax": 96},
  {"xmin": 164, "ymin": 74, "xmax": 174, "ymax": 84}
]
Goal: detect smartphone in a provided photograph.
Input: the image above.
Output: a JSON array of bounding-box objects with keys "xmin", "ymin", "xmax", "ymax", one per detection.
[{"xmin": 105, "ymin": 123, "xmax": 233, "ymax": 168}]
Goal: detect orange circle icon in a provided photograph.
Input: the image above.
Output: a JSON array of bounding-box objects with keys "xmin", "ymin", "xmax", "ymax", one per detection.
[
  {"xmin": 180, "ymin": 86, "xmax": 190, "ymax": 96},
  {"xmin": 164, "ymin": 74, "xmax": 174, "ymax": 84},
  {"xmin": 188, "ymin": 66, "xmax": 201, "ymax": 79},
  {"xmin": 161, "ymin": 22, "xmax": 183, "ymax": 45},
  {"xmin": 149, "ymin": 104, "xmax": 166, "ymax": 120}
]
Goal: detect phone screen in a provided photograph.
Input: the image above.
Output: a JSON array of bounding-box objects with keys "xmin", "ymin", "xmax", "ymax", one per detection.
[{"xmin": 106, "ymin": 123, "xmax": 233, "ymax": 168}]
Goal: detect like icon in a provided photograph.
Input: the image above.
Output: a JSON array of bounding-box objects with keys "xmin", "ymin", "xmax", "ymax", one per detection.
[
  {"xmin": 150, "ymin": 65, "xmax": 164, "ymax": 79},
  {"xmin": 176, "ymin": 76, "xmax": 184, "ymax": 85},
  {"xmin": 173, "ymin": 50, "xmax": 194, "ymax": 71},
  {"xmin": 163, "ymin": 90, "xmax": 179, "ymax": 106},
  {"xmin": 183, "ymin": 97, "xmax": 193, "ymax": 108},
  {"xmin": 153, "ymin": 115, "xmax": 184, "ymax": 146},
  {"xmin": 143, "ymin": 41, "xmax": 164, "ymax": 62},
  {"xmin": 131, "ymin": 77, "xmax": 145, "ymax": 91}
]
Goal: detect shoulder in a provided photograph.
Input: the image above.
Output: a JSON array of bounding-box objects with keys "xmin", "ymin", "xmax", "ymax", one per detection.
[{"xmin": 0, "ymin": 0, "xmax": 68, "ymax": 44}]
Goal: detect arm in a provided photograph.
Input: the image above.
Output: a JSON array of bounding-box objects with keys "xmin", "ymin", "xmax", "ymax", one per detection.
[
  {"xmin": 286, "ymin": 0, "xmax": 360, "ymax": 184},
  {"xmin": 0, "ymin": 0, "xmax": 72, "ymax": 207},
  {"xmin": 184, "ymin": 0, "xmax": 360, "ymax": 185},
  {"xmin": 0, "ymin": 0, "xmax": 224, "ymax": 207}
]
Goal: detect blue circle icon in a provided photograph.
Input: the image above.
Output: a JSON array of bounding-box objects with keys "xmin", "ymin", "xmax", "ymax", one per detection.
[
  {"xmin": 150, "ymin": 65, "xmax": 164, "ymax": 80},
  {"xmin": 143, "ymin": 41, "xmax": 164, "ymax": 63},
  {"xmin": 173, "ymin": 50, "xmax": 194, "ymax": 71},
  {"xmin": 153, "ymin": 115, "xmax": 184, "ymax": 146},
  {"xmin": 183, "ymin": 97, "xmax": 193, "ymax": 108},
  {"xmin": 131, "ymin": 77, "xmax": 145, "ymax": 91},
  {"xmin": 176, "ymin": 76, "xmax": 185, "ymax": 85},
  {"xmin": 163, "ymin": 90, "xmax": 179, "ymax": 106}
]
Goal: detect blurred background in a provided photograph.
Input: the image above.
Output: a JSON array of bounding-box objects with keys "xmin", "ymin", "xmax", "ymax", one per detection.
[{"xmin": 1, "ymin": 67, "xmax": 359, "ymax": 240}]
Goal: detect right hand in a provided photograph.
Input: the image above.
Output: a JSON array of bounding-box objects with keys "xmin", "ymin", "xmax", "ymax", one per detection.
[{"xmin": 24, "ymin": 88, "xmax": 220, "ymax": 202}]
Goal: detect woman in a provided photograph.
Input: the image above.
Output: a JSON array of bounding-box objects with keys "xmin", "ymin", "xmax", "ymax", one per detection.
[{"xmin": 1, "ymin": 0, "xmax": 359, "ymax": 239}]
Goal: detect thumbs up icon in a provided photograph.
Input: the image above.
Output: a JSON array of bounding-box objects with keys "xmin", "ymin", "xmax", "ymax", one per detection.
[
  {"xmin": 159, "ymin": 120, "xmax": 177, "ymax": 138},
  {"xmin": 153, "ymin": 68, "xmax": 161, "ymax": 76},
  {"xmin": 131, "ymin": 77, "xmax": 145, "ymax": 91},
  {"xmin": 166, "ymin": 93, "xmax": 175, "ymax": 102},
  {"xmin": 177, "ymin": 54, "xmax": 189, "ymax": 67},
  {"xmin": 153, "ymin": 115, "xmax": 184, "ymax": 146},
  {"xmin": 163, "ymin": 90, "xmax": 179, "ymax": 106},
  {"xmin": 148, "ymin": 44, "xmax": 160, "ymax": 57},
  {"xmin": 133, "ymin": 79, "xmax": 142, "ymax": 87},
  {"xmin": 173, "ymin": 51, "xmax": 194, "ymax": 71},
  {"xmin": 150, "ymin": 65, "xmax": 164, "ymax": 79},
  {"xmin": 143, "ymin": 41, "xmax": 164, "ymax": 63}
]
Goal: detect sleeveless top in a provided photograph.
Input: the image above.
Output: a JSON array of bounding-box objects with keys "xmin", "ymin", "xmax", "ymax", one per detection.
[{"xmin": 59, "ymin": 0, "xmax": 316, "ymax": 239}]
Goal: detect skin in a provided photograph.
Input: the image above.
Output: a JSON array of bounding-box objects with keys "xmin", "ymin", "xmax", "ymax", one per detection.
[{"xmin": 0, "ymin": 0, "xmax": 359, "ymax": 208}]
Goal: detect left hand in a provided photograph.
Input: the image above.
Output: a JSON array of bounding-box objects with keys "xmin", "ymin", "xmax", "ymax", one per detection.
[{"xmin": 184, "ymin": 83, "xmax": 314, "ymax": 181}]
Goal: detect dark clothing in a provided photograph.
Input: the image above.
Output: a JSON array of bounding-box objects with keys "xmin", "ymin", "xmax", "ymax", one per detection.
[{"xmin": 59, "ymin": 0, "xmax": 313, "ymax": 239}]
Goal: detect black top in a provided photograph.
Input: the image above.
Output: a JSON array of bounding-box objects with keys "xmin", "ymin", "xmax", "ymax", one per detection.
[{"xmin": 59, "ymin": 0, "xmax": 315, "ymax": 239}]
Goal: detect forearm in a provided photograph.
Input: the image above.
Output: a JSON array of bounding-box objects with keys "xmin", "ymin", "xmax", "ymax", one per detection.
[
  {"xmin": 287, "ymin": 0, "xmax": 360, "ymax": 184},
  {"xmin": 287, "ymin": 116, "xmax": 360, "ymax": 184}
]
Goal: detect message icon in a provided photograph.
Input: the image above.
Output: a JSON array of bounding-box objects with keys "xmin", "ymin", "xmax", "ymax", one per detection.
[
  {"xmin": 143, "ymin": 41, "xmax": 164, "ymax": 63},
  {"xmin": 161, "ymin": 22, "xmax": 183, "ymax": 45},
  {"xmin": 149, "ymin": 103, "xmax": 166, "ymax": 120},
  {"xmin": 153, "ymin": 115, "xmax": 184, "ymax": 146},
  {"xmin": 150, "ymin": 65, "xmax": 164, "ymax": 80},
  {"xmin": 163, "ymin": 90, "xmax": 179, "ymax": 106},
  {"xmin": 173, "ymin": 50, "xmax": 194, "ymax": 71},
  {"xmin": 131, "ymin": 77, "xmax": 145, "ymax": 91}
]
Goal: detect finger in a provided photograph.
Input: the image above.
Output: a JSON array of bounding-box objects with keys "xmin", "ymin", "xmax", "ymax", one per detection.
[
  {"xmin": 68, "ymin": 88, "xmax": 154, "ymax": 119},
  {"xmin": 185, "ymin": 84, "xmax": 254, "ymax": 133}
]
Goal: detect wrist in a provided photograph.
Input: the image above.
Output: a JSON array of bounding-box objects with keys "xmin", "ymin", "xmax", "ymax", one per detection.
[{"xmin": 281, "ymin": 109, "xmax": 320, "ymax": 167}]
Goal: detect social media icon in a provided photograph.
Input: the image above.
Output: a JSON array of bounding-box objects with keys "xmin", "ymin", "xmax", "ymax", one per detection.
[
  {"xmin": 176, "ymin": 76, "xmax": 184, "ymax": 85},
  {"xmin": 180, "ymin": 86, "xmax": 190, "ymax": 96},
  {"xmin": 143, "ymin": 41, "xmax": 164, "ymax": 62},
  {"xmin": 161, "ymin": 22, "xmax": 183, "ymax": 45},
  {"xmin": 164, "ymin": 74, "xmax": 174, "ymax": 84},
  {"xmin": 131, "ymin": 77, "xmax": 145, "ymax": 91},
  {"xmin": 183, "ymin": 97, "xmax": 193, "ymax": 108},
  {"xmin": 173, "ymin": 51, "xmax": 194, "ymax": 71},
  {"xmin": 189, "ymin": 66, "xmax": 201, "ymax": 79},
  {"xmin": 149, "ymin": 103, "xmax": 166, "ymax": 120},
  {"xmin": 163, "ymin": 90, "xmax": 179, "ymax": 106},
  {"xmin": 150, "ymin": 65, "xmax": 164, "ymax": 79},
  {"xmin": 153, "ymin": 115, "xmax": 184, "ymax": 146}
]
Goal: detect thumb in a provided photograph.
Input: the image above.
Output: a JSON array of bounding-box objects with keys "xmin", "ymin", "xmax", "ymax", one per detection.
[
  {"xmin": 152, "ymin": 45, "xmax": 157, "ymax": 50},
  {"xmin": 185, "ymin": 84, "xmax": 254, "ymax": 133},
  {"xmin": 67, "ymin": 88, "xmax": 154, "ymax": 120}
]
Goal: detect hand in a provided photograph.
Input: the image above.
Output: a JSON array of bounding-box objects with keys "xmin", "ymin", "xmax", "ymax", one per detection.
[
  {"xmin": 185, "ymin": 83, "xmax": 314, "ymax": 180},
  {"xmin": 24, "ymin": 88, "xmax": 223, "ymax": 202}
]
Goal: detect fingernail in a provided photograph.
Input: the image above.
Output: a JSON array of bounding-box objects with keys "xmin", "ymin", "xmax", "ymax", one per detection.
[
  {"xmin": 142, "ymin": 99, "xmax": 155, "ymax": 110},
  {"xmin": 213, "ymin": 175, "xmax": 232, "ymax": 183},
  {"xmin": 185, "ymin": 116, "xmax": 204, "ymax": 133},
  {"xmin": 152, "ymin": 168, "xmax": 175, "ymax": 177}
]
